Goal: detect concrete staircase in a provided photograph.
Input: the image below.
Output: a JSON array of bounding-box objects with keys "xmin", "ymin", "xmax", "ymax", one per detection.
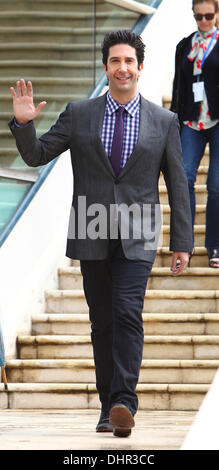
[
  {"xmin": 1, "ymin": 6, "xmax": 219, "ymax": 410},
  {"xmin": 2, "ymin": 96, "xmax": 219, "ymax": 411}
]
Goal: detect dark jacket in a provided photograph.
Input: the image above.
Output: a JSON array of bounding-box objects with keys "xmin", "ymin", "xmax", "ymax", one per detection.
[
  {"xmin": 170, "ymin": 31, "xmax": 219, "ymax": 122},
  {"xmin": 9, "ymin": 93, "xmax": 193, "ymax": 261}
]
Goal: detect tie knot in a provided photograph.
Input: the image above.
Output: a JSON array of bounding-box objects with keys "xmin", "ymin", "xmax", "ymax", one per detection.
[{"xmin": 117, "ymin": 106, "xmax": 125, "ymax": 115}]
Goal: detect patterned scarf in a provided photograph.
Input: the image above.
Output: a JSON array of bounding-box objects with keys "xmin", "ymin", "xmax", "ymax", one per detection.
[{"xmin": 188, "ymin": 26, "xmax": 219, "ymax": 76}]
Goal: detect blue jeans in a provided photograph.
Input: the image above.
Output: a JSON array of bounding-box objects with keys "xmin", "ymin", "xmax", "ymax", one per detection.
[{"xmin": 181, "ymin": 123, "xmax": 219, "ymax": 249}]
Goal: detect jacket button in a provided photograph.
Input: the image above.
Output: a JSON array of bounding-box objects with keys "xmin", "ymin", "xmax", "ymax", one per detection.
[{"xmin": 114, "ymin": 179, "xmax": 119, "ymax": 184}]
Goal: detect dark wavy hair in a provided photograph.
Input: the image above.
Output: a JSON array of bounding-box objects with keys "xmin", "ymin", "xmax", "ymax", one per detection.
[{"xmin": 101, "ymin": 30, "xmax": 145, "ymax": 69}]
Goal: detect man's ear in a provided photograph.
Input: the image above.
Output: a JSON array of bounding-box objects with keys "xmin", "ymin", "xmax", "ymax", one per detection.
[
  {"xmin": 137, "ymin": 63, "xmax": 143, "ymax": 79},
  {"xmin": 103, "ymin": 64, "xmax": 109, "ymax": 86}
]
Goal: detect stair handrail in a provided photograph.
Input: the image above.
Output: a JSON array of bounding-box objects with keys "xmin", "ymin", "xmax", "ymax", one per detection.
[{"xmin": 105, "ymin": 0, "xmax": 156, "ymax": 15}]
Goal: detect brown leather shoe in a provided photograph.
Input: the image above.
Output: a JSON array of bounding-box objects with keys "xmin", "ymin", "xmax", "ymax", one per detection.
[{"xmin": 109, "ymin": 404, "xmax": 135, "ymax": 437}]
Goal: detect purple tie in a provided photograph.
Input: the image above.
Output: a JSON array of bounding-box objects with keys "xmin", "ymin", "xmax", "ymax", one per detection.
[{"xmin": 110, "ymin": 106, "xmax": 125, "ymax": 176}]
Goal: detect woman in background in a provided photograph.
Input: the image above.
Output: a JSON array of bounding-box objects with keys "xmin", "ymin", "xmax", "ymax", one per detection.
[{"xmin": 171, "ymin": 0, "xmax": 219, "ymax": 267}]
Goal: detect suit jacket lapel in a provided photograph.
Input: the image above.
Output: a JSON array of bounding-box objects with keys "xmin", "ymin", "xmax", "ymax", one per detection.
[
  {"xmin": 90, "ymin": 92, "xmax": 115, "ymax": 177},
  {"xmin": 119, "ymin": 95, "xmax": 152, "ymax": 177}
]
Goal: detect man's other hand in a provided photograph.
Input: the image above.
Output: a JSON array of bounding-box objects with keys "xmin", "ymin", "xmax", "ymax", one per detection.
[{"xmin": 171, "ymin": 252, "xmax": 189, "ymax": 276}]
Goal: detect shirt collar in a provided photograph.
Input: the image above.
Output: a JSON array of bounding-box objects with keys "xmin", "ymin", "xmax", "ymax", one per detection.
[{"xmin": 106, "ymin": 91, "xmax": 140, "ymax": 117}]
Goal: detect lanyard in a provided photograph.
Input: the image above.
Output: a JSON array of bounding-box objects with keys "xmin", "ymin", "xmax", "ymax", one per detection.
[{"xmin": 195, "ymin": 29, "xmax": 218, "ymax": 80}]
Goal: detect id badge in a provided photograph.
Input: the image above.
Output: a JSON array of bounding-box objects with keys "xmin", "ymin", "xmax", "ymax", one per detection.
[{"xmin": 193, "ymin": 81, "xmax": 204, "ymax": 102}]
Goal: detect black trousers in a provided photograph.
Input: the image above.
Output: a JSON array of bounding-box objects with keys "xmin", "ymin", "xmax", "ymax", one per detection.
[{"xmin": 80, "ymin": 238, "xmax": 153, "ymax": 416}]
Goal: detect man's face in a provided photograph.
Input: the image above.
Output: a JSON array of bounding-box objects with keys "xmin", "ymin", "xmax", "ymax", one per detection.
[{"xmin": 103, "ymin": 43, "xmax": 143, "ymax": 102}]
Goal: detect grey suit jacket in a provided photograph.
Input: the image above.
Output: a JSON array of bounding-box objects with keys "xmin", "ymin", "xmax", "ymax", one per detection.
[{"xmin": 9, "ymin": 92, "xmax": 193, "ymax": 262}]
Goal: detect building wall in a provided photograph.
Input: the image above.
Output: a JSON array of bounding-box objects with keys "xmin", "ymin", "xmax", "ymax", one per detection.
[{"xmin": 0, "ymin": 153, "xmax": 72, "ymax": 358}]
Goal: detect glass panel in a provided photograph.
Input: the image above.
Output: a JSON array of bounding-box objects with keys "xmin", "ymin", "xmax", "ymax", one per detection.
[
  {"xmin": 0, "ymin": 0, "xmax": 94, "ymax": 174},
  {"xmin": 0, "ymin": 0, "xmax": 93, "ymax": 234},
  {"xmin": 0, "ymin": 178, "xmax": 31, "ymax": 233}
]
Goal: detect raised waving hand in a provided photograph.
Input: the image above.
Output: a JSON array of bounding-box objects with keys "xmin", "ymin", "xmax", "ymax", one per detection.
[{"xmin": 10, "ymin": 79, "xmax": 47, "ymax": 125}]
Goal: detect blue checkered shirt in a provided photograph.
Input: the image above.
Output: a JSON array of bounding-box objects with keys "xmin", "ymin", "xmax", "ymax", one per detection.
[{"xmin": 102, "ymin": 91, "xmax": 140, "ymax": 171}]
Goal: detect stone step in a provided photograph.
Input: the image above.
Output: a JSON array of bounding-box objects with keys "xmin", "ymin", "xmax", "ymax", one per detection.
[
  {"xmin": 0, "ymin": 76, "xmax": 93, "ymax": 91},
  {"xmin": 148, "ymin": 267, "xmax": 219, "ymax": 290},
  {"xmin": 32, "ymin": 313, "xmax": 219, "ymax": 336},
  {"xmin": 0, "ymin": 26, "xmax": 129, "ymax": 43},
  {"xmin": 0, "ymin": 11, "xmax": 137, "ymax": 28},
  {"xmin": 142, "ymin": 313, "xmax": 219, "ymax": 336},
  {"xmin": 17, "ymin": 334, "xmax": 219, "ymax": 360},
  {"xmin": 0, "ymin": 60, "xmax": 102, "ymax": 78},
  {"xmin": 58, "ymin": 266, "xmax": 219, "ymax": 291},
  {"xmin": 0, "ymin": 382, "xmax": 209, "ymax": 410},
  {"xmin": 6, "ymin": 358, "xmax": 219, "ymax": 385},
  {"xmin": 0, "ymin": 42, "xmax": 102, "ymax": 61},
  {"xmin": 0, "ymin": 148, "xmax": 17, "ymax": 157},
  {"xmin": 32, "ymin": 313, "xmax": 91, "ymax": 336},
  {"xmin": 0, "ymin": 0, "xmax": 105, "ymax": 12},
  {"xmin": 149, "ymin": 268, "xmax": 219, "ymax": 290},
  {"xmin": 58, "ymin": 267, "xmax": 83, "ymax": 290},
  {"xmin": 45, "ymin": 289, "xmax": 219, "ymax": 313}
]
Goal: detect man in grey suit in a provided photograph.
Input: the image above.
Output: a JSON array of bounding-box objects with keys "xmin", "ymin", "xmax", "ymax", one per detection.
[{"xmin": 9, "ymin": 30, "xmax": 193, "ymax": 438}]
